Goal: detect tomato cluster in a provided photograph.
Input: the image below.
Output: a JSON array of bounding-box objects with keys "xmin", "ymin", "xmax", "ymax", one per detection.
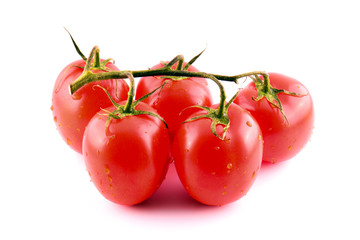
[{"xmin": 52, "ymin": 38, "xmax": 314, "ymax": 206}]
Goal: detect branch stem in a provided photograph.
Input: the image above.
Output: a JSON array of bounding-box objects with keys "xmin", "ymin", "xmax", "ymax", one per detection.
[
  {"xmin": 123, "ymin": 72, "xmax": 135, "ymax": 113},
  {"xmin": 70, "ymin": 55, "xmax": 270, "ymax": 111},
  {"xmin": 70, "ymin": 68, "xmax": 263, "ymax": 95}
]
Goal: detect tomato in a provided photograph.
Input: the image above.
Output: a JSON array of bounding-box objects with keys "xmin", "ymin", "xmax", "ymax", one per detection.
[
  {"xmin": 172, "ymin": 103, "xmax": 263, "ymax": 206},
  {"xmin": 51, "ymin": 59, "xmax": 129, "ymax": 154},
  {"xmin": 234, "ymin": 72, "xmax": 314, "ymax": 163},
  {"xmin": 83, "ymin": 101, "xmax": 171, "ymax": 205},
  {"xmin": 135, "ymin": 62, "xmax": 212, "ymax": 141}
]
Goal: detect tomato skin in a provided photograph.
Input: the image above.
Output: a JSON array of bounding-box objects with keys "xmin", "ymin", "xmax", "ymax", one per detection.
[
  {"xmin": 234, "ymin": 73, "xmax": 314, "ymax": 163},
  {"xmin": 51, "ymin": 59, "xmax": 129, "ymax": 154},
  {"xmin": 135, "ymin": 62, "xmax": 212, "ymax": 141},
  {"xmin": 172, "ymin": 103, "xmax": 263, "ymax": 206},
  {"xmin": 83, "ymin": 101, "xmax": 171, "ymax": 205}
]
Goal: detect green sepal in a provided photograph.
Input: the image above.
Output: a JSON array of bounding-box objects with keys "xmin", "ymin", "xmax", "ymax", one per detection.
[
  {"xmin": 132, "ymin": 81, "xmax": 167, "ymax": 106},
  {"xmin": 161, "ymin": 48, "xmax": 206, "ymax": 80},
  {"xmin": 183, "ymin": 48, "xmax": 206, "ymax": 70},
  {"xmin": 65, "ymin": 28, "xmax": 117, "ymax": 74},
  {"xmin": 94, "ymin": 85, "xmax": 121, "ymax": 108},
  {"xmin": 65, "ymin": 28, "xmax": 87, "ymax": 61},
  {"xmin": 183, "ymin": 105, "xmax": 230, "ymax": 140},
  {"xmin": 182, "ymin": 88, "xmax": 241, "ymax": 140},
  {"xmin": 251, "ymin": 74, "xmax": 304, "ymax": 122},
  {"xmin": 102, "ymin": 107, "xmax": 168, "ymax": 130},
  {"xmin": 97, "ymin": 58, "xmax": 116, "ymax": 72},
  {"xmin": 95, "ymin": 83, "xmax": 169, "ymax": 129},
  {"xmin": 131, "ymin": 110, "xmax": 168, "ymax": 129}
]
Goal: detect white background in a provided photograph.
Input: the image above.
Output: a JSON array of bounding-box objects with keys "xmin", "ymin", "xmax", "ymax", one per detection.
[{"xmin": 1, "ymin": 0, "xmax": 359, "ymax": 239}]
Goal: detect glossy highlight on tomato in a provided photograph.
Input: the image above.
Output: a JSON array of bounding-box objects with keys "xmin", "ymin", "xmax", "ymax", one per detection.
[
  {"xmin": 234, "ymin": 72, "xmax": 314, "ymax": 163},
  {"xmin": 83, "ymin": 101, "xmax": 171, "ymax": 205},
  {"xmin": 135, "ymin": 62, "xmax": 212, "ymax": 141},
  {"xmin": 172, "ymin": 103, "xmax": 263, "ymax": 206},
  {"xmin": 51, "ymin": 59, "xmax": 129, "ymax": 154}
]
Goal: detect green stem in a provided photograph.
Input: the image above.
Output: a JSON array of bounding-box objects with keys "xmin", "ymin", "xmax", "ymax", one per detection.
[
  {"xmin": 94, "ymin": 49, "xmax": 101, "ymax": 68},
  {"xmin": 202, "ymin": 74, "xmax": 226, "ymax": 117},
  {"xmin": 232, "ymin": 71, "xmax": 269, "ymax": 82},
  {"xmin": 124, "ymin": 72, "xmax": 135, "ymax": 113},
  {"xmin": 70, "ymin": 59, "xmax": 269, "ymax": 108},
  {"xmin": 70, "ymin": 68, "xmax": 236, "ymax": 94},
  {"xmin": 83, "ymin": 46, "xmax": 99, "ymax": 72},
  {"xmin": 262, "ymin": 73, "xmax": 272, "ymax": 93}
]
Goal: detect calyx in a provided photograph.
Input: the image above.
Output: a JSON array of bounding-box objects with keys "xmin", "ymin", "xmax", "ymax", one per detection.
[{"xmin": 96, "ymin": 72, "xmax": 168, "ymax": 129}]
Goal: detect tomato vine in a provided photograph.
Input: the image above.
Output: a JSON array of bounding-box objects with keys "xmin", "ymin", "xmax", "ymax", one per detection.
[
  {"xmin": 67, "ymin": 31, "xmax": 304, "ymax": 140},
  {"xmin": 52, "ymin": 29, "xmax": 314, "ymax": 206}
]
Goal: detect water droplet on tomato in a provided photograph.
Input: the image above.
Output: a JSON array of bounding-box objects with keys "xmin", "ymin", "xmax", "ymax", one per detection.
[
  {"xmin": 214, "ymin": 146, "xmax": 220, "ymax": 151},
  {"xmin": 107, "ymin": 135, "xmax": 116, "ymax": 145},
  {"xmin": 246, "ymin": 121, "xmax": 252, "ymax": 127},
  {"xmin": 177, "ymin": 88, "xmax": 186, "ymax": 94},
  {"xmin": 227, "ymin": 163, "xmax": 233, "ymax": 169},
  {"xmin": 153, "ymin": 98, "xmax": 160, "ymax": 107}
]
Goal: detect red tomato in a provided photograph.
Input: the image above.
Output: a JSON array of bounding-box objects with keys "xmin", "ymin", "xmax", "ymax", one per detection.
[
  {"xmin": 135, "ymin": 62, "xmax": 212, "ymax": 141},
  {"xmin": 234, "ymin": 72, "xmax": 314, "ymax": 163},
  {"xmin": 51, "ymin": 59, "xmax": 129, "ymax": 154},
  {"xmin": 83, "ymin": 101, "xmax": 171, "ymax": 205},
  {"xmin": 172, "ymin": 103, "xmax": 263, "ymax": 206}
]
